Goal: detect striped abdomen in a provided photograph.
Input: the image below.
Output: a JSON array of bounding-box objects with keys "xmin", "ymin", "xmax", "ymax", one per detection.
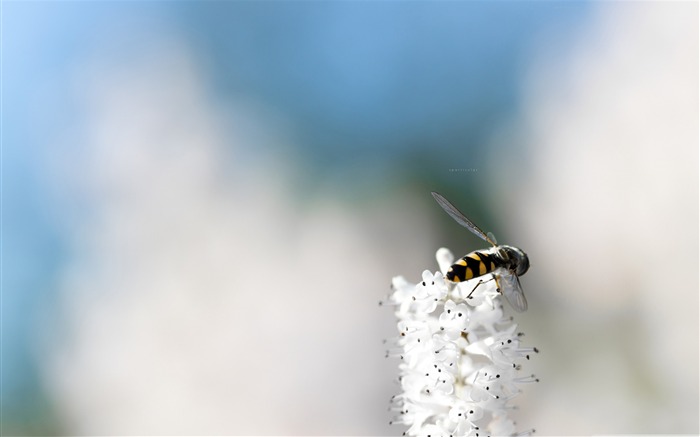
[{"xmin": 446, "ymin": 250, "xmax": 500, "ymax": 283}]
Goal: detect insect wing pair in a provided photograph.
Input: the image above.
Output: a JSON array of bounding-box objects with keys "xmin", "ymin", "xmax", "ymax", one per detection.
[
  {"xmin": 431, "ymin": 192, "xmax": 528, "ymax": 312},
  {"xmin": 497, "ymin": 267, "xmax": 528, "ymax": 312}
]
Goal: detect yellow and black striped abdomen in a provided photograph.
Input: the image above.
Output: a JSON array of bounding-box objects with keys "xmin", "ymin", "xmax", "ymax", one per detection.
[{"xmin": 446, "ymin": 250, "xmax": 499, "ymax": 283}]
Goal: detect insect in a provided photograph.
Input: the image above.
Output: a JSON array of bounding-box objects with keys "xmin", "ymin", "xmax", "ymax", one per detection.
[{"xmin": 431, "ymin": 191, "xmax": 530, "ymax": 312}]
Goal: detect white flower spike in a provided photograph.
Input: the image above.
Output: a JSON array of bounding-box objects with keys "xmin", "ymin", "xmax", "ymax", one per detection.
[{"xmin": 384, "ymin": 248, "xmax": 539, "ymax": 436}]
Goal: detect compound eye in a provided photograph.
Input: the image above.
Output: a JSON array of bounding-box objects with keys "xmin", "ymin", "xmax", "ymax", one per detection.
[{"xmin": 517, "ymin": 255, "xmax": 530, "ymax": 276}]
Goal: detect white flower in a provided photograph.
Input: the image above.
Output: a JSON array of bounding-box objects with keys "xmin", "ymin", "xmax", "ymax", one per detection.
[{"xmin": 385, "ymin": 248, "xmax": 539, "ymax": 436}]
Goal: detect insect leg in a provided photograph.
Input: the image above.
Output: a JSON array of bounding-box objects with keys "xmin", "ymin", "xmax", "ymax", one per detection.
[{"xmin": 467, "ymin": 274, "xmax": 498, "ymax": 299}]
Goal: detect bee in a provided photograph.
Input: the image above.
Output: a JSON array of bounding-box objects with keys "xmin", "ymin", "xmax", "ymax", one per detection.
[{"xmin": 431, "ymin": 191, "xmax": 530, "ymax": 312}]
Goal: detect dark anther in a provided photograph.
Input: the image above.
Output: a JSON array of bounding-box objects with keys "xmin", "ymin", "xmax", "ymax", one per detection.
[
  {"xmin": 431, "ymin": 281, "xmax": 434, "ymax": 285},
  {"xmin": 458, "ymin": 313, "xmax": 462, "ymax": 317},
  {"xmin": 534, "ymin": 347, "xmax": 540, "ymax": 353},
  {"xmin": 469, "ymin": 410, "xmax": 474, "ymax": 414},
  {"xmin": 422, "ymin": 281, "xmax": 426, "ymax": 286}
]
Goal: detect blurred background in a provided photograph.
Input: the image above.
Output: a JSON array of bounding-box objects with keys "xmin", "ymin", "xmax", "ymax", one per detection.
[{"xmin": 2, "ymin": 1, "xmax": 698, "ymax": 435}]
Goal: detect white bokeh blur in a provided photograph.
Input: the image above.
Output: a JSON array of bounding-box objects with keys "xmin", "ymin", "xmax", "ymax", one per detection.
[
  {"xmin": 39, "ymin": 42, "xmax": 435, "ymax": 434},
  {"xmin": 501, "ymin": 3, "xmax": 698, "ymax": 435}
]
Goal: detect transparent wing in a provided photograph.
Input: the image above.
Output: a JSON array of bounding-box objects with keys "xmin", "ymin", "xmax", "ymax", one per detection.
[
  {"xmin": 499, "ymin": 271, "xmax": 528, "ymax": 312},
  {"xmin": 487, "ymin": 231, "xmax": 498, "ymax": 245},
  {"xmin": 431, "ymin": 192, "xmax": 497, "ymax": 246}
]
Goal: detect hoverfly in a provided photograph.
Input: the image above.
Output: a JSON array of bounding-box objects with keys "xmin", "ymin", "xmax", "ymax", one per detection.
[{"xmin": 431, "ymin": 191, "xmax": 530, "ymax": 312}]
